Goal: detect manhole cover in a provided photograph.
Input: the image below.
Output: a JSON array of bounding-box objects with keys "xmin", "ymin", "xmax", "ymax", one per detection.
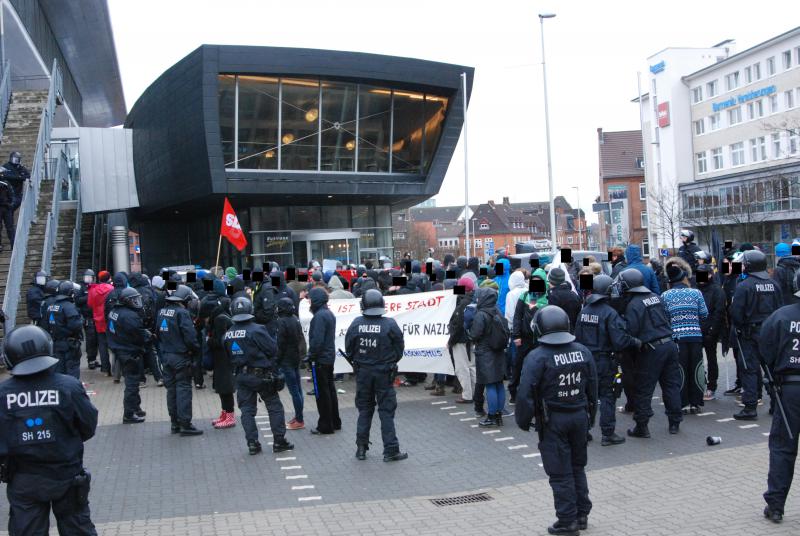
[{"xmin": 430, "ymin": 492, "xmax": 493, "ymax": 507}]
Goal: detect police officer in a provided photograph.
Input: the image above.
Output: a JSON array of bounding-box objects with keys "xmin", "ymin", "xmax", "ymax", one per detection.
[
  {"xmin": 516, "ymin": 306, "xmax": 598, "ymax": 536},
  {"xmin": 575, "ymin": 274, "xmax": 641, "ymax": 446},
  {"xmin": 26, "ymin": 271, "xmax": 48, "ymax": 326},
  {"xmin": 344, "ymin": 289, "xmax": 407, "ymax": 462},
  {"xmin": 156, "ymin": 285, "xmax": 202, "ymax": 436},
  {"xmin": 0, "ymin": 174, "xmax": 14, "ymax": 252},
  {"xmin": 39, "ymin": 279, "xmax": 61, "ymax": 329},
  {"xmin": 0, "ymin": 325, "xmax": 98, "ymax": 535},
  {"xmin": 759, "ymin": 271, "xmax": 800, "ymax": 523},
  {"xmin": 107, "ymin": 288, "xmax": 150, "ymax": 424},
  {"xmin": 75, "ymin": 269, "xmax": 100, "ymax": 370},
  {"xmin": 678, "ymin": 229, "xmax": 701, "ymax": 273},
  {"xmin": 1, "ymin": 151, "xmax": 31, "ymax": 212},
  {"xmin": 732, "ymin": 250, "xmax": 783, "ymax": 421},
  {"xmin": 613, "ymin": 269, "xmax": 683, "ymax": 437},
  {"xmin": 223, "ymin": 297, "xmax": 294, "ymax": 455},
  {"xmin": 47, "ymin": 281, "xmax": 84, "ymax": 379}
]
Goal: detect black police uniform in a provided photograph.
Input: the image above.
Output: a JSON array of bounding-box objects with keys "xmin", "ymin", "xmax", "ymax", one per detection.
[
  {"xmin": 40, "ymin": 293, "xmax": 59, "ymax": 332},
  {"xmin": 574, "ymin": 300, "xmax": 639, "ymax": 440},
  {"xmin": 75, "ymin": 283, "xmax": 99, "ymax": 369},
  {"xmin": 345, "ymin": 314, "xmax": 405, "ymax": 457},
  {"xmin": 47, "ymin": 296, "xmax": 83, "ymax": 379},
  {"xmin": 26, "ymin": 279, "xmax": 46, "ymax": 326},
  {"xmin": 516, "ymin": 340, "xmax": 598, "ymax": 528},
  {"xmin": 107, "ymin": 305, "xmax": 149, "ymax": 420},
  {"xmin": 760, "ymin": 302, "xmax": 800, "ymax": 518},
  {"xmin": 622, "ymin": 291, "xmax": 683, "ymax": 430},
  {"xmin": 0, "ymin": 369, "xmax": 98, "ymax": 534},
  {"xmin": 731, "ymin": 275, "xmax": 783, "ymax": 410},
  {"xmin": 0, "ymin": 178, "xmax": 14, "ymax": 250},
  {"xmin": 156, "ymin": 303, "xmax": 200, "ymax": 430},
  {"xmin": 223, "ymin": 319, "xmax": 290, "ymax": 449},
  {"xmin": 2, "ymin": 158, "xmax": 30, "ymax": 211}
]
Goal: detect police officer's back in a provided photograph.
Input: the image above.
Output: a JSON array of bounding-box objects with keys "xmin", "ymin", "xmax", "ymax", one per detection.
[
  {"xmin": 26, "ymin": 271, "xmax": 48, "ymax": 325},
  {"xmin": 344, "ymin": 289, "xmax": 406, "ymax": 462},
  {"xmin": 108, "ymin": 288, "xmax": 150, "ymax": 423},
  {"xmin": 516, "ymin": 306, "xmax": 597, "ymax": 535},
  {"xmin": 39, "ymin": 279, "xmax": 61, "ymax": 333},
  {"xmin": 759, "ymin": 271, "xmax": 800, "ymax": 523},
  {"xmin": 48, "ymin": 281, "xmax": 84, "ymax": 379},
  {"xmin": 0, "ymin": 325, "xmax": 98, "ymax": 535}
]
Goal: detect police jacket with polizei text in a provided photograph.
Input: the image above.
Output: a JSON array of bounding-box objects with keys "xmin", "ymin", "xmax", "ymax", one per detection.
[
  {"xmin": 621, "ymin": 291, "xmax": 672, "ymax": 343},
  {"xmin": 730, "ymin": 274, "xmax": 783, "ymax": 331},
  {"xmin": 46, "ymin": 298, "xmax": 83, "ymax": 344},
  {"xmin": 574, "ymin": 299, "xmax": 639, "ymax": 356},
  {"xmin": 106, "ymin": 305, "xmax": 148, "ymax": 355},
  {"xmin": 26, "ymin": 284, "xmax": 45, "ymax": 321},
  {"xmin": 760, "ymin": 303, "xmax": 800, "ymax": 375},
  {"xmin": 223, "ymin": 319, "xmax": 278, "ymax": 370},
  {"xmin": 39, "ymin": 295, "xmax": 58, "ymax": 329},
  {"xmin": 0, "ymin": 368, "xmax": 97, "ymax": 479},
  {"xmin": 156, "ymin": 304, "xmax": 200, "ymax": 355},
  {"xmin": 515, "ymin": 341, "xmax": 598, "ymax": 430},
  {"xmin": 308, "ymin": 304, "xmax": 336, "ymax": 365},
  {"xmin": 345, "ymin": 315, "xmax": 405, "ymax": 367}
]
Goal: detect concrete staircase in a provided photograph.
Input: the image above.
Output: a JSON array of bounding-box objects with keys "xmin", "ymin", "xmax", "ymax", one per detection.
[
  {"xmin": 76, "ymin": 213, "xmax": 94, "ymax": 274},
  {"xmin": 51, "ymin": 205, "xmax": 76, "ymax": 280}
]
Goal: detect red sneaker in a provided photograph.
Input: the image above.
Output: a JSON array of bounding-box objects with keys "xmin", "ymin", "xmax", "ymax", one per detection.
[
  {"xmin": 214, "ymin": 411, "xmax": 236, "ymax": 429},
  {"xmin": 287, "ymin": 420, "xmax": 305, "ymax": 430},
  {"xmin": 211, "ymin": 410, "xmax": 226, "ymax": 426}
]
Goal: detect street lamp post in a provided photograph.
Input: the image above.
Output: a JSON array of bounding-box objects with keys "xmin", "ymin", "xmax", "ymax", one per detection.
[
  {"xmin": 572, "ymin": 185, "xmax": 583, "ymax": 250},
  {"xmin": 539, "ymin": 13, "xmax": 557, "ymax": 251}
]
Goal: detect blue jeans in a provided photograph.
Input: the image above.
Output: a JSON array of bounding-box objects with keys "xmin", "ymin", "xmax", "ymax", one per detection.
[
  {"xmin": 280, "ymin": 366, "xmax": 304, "ymax": 423},
  {"xmin": 486, "ymin": 382, "xmax": 506, "ymax": 414}
]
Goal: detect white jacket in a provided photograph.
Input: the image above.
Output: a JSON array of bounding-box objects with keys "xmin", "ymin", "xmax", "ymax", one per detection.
[{"xmin": 505, "ymin": 270, "xmax": 527, "ymax": 328}]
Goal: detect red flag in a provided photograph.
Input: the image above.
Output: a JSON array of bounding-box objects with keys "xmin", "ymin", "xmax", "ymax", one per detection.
[{"xmin": 220, "ymin": 197, "xmax": 247, "ymax": 251}]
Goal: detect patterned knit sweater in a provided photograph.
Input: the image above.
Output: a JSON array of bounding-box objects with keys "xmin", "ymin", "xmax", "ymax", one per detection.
[{"xmin": 661, "ymin": 283, "xmax": 709, "ymax": 341}]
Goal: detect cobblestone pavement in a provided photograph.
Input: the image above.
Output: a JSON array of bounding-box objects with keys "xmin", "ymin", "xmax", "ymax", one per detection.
[{"xmin": 0, "ymin": 353, "xmax": 798, "ymax": 535}]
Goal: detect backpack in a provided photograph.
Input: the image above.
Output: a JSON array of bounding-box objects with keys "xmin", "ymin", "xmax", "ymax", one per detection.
[
  {"xmin": 255, "ymin": 285, "xmax": 280, "ymax": 325},
  {"xmin": 139, "ymin": 288, "xmax": 156, "ymax": 326},
  {"xmin": 486, "ymin": 310, "xmax": 510, "ymax": 351}
]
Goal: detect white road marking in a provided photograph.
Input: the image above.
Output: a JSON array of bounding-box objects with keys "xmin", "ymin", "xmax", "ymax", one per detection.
[
  {"xmin": 508, "ymin": 444, "xmax": 528, "ymax": 450},
  {"xmin": 449, "ymin": 411, "xmax": 466, "ymax": 415},
  {"xmin": 717, "ymin": 418, "xmax": 735, "ymax": 422},
  {"xmin": 297, "ymin": 496, "xmax": 322, "ymax": 502},
  {"xmin": 431, "ymin": 401, "xmax": 448, "ymax": 405},
  {"xmin": 280, "ymin": 466, "xmax": 302, "ymax": 470},
  {"xmin": 440, "ymin": 406, "xmax": 457, "ymax": 410},
  {"xmin": 495, "ymin": 437, "xmax": 514, "ymax": 442},
  {"xmin": 523, "ymin": 453, "xmax": 541, "ymax": 458},
  {"xmin": 763, "ymin": 432, "xmax": 771, "ymax": 436},
  {"xmin": 285, "ymin": 475, "xmax": 308, "ymax": 480},
  {"xmin": 739, "ymin": 424, "xmax": 759, "ymax": 429},
  {"xmin": 696, "ymin": 412, "xmax": 716, "ymax": 416},
  {"xmin": 482, "ymin": 430, "xmax": 501, "ymax": 435},
  {"xmin": 276, "ymin": 457, "xmax": 296, "ymax": 461},
  {"xmin": 291, "ymin": 485, "xmax": 315, "ymax": 490},
  {"xmin": 470, "ymin": 424, "xmax": 479, "ymax": 428},
  {"xmin": 460, "ymin": 417, "xmax": 477, "ymax": 421}
]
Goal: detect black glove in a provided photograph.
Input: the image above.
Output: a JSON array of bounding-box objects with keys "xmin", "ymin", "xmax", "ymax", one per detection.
[{"xmin": 389, "ymin": 364, "xmax": 399, "ymax": 382}]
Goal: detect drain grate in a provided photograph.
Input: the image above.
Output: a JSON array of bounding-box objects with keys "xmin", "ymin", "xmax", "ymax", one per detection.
[{"xmin": 430, "ymin": 492, "xmax": 493, "ymax": 507}]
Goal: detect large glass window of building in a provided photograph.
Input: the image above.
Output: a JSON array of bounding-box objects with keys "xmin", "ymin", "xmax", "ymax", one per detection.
[
  {"xmin": 321, "ymin": 83, "xmax": 357, "ymax": 172},
  {"xmin": 358, "ymin": 86, "xmax": 391, "ymax": 172},
  {"xmin": 282, "ymin": 79, "xmax": 320, "ymax": 171},
  {"xmin": 238, "ymin": 76, "xmax": 279, "ymax": 169}
]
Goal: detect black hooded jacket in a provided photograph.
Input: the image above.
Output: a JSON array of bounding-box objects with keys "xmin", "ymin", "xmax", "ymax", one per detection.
[
  {"xmin": 773, "ymin": 256, "xmax": 800, "ymax": 306},
  {"xmin": 104, "ymin": 273, "xmax": 128, "ymax": 320},
  {"xmin": 698, "ymin": 278, "xmax": 726, "ymax": 338},
  {"xmin": 308, "ymin": 288, "xmax": 335, "ymax": 365},
  {"xmin": 276, "ymin": 298, "xmax": 306, "ymax": 369},
  {"xmin": 26, "ymin": 278, "xmax": 46, "ymax": 322}
]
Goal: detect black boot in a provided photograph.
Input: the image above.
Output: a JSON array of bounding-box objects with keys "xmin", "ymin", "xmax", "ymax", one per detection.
[
  {"xmin": 734, "ymin": 406, "xmax": 758, "ymax": 420},
  {"xmin": 123, "ymin": 414, "xmax": 145, "ymax": 424},
  {"xmin": 179, "ymin": 423, "xmax": 203, "ymax": 436},
  {"xmin": 547, "ymin": 520, "xmax": 579, "ymax": 535},
  {"xmin": 356, "ymin": 444, "xmax": 368, "ymax": 460},
  {"xmin": 764, "ymin": 505, "xmax": 783, "ymax": 523},
  {"xmin": 668, "ymin": 422, "xmax": 680, "ymax": 434},
  {"xmin": 135, "ymin": 409, "xmax": 147, "ymax": 418},
  {"xmin": 577, "ymin": 516, "xmax": 588, "ymax": 530},
  {"xmin": 478, "ymin": 415, "xmax": 496, "ymax": 427},
  {"xmin": 601, "ymin": 433, "xmax": 626, "ymax": 446},
  {"xmin": 383, "ymin": 451, "xmax": 408, "ymax": 462},
  {"xmin": 494, "ymin": 412, "xmax": 503, "ymax": 427},
  {"xmin": 248, "ymin": 441, "xmax": 262, "ymax": 455},
  {"xmin": 273, "ymin": 437, "xmax": 294, "ymax": 453},
  {"xmin": 170, "ymin": 422, "xmax": 180, "ymax": 434},
  {"xmin": 627, "ymin": 423, "xmax": 651, "ymax": 438}
]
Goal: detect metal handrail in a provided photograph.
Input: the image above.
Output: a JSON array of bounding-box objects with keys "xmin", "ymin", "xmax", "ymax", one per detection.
[
  {"xmin": 0, "ymin": 61, "xmax": 11, "ymax": 140},
  {"xmin": 69, "ymin": 178, "xmax": 82, "ymax": 281},
  {"xmin": 1, "ymin": 59, "xmax": 62, "ymax": 330},
  {"xmin": 41, "ymin": 151, "xmax": 67, "ymax": 273}
]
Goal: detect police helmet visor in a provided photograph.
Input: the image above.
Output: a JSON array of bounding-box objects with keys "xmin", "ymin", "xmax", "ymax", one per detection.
[
  {"xmin": 83, "ymin": 274, "xmax": 94, "ymax": 284},
  {"xmin": 537, "ymin": 331, "xmax": 576, "ymax": 345},
  {"xmin": 128, "ymin": 295, "xmax": 143, "ymax": 309},
  {"xmin": 9, "ymin": 355, "xmax": 60, "ymax": 376},
  {"xmin": 10, "ymin": 153, "xmax": 20, "ymax": 165},
  {"xmin": 35, "ymin": 275, "xmax": 46, "ymax": 285}
]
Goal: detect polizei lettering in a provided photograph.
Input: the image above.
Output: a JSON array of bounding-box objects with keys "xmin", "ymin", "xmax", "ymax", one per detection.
[
  {"xmin": 358, "ymin": 324, "xmax": 381, "ymax": 334},
  {"xmin": 160, "ymin": 309, "xmax": 176, "ymax": 317},
  {"xmin": 642, "ymin": 296, "xmax": 661, "ymax": 306},
  {"xmin": 755, "ymin": 283, "xmax": 776, "ymax": 292},
  {"xmin": 553, "ymin": 351, "xmax": 585, "ymax": 366},
  {"xmin": 224, "ymin": 330, "xmax": 247, "ymax": 339},
  {"xmin": 7, "ymin": 390, "xmax": 60, "ymax": 410},
  {"xmin": 580, "ymin": 313, "xmax": 599, "ymax": 324}
]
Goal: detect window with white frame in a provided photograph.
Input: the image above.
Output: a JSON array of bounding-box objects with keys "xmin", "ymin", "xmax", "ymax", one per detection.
[
  {"xmin": 707, "ymin": 80, "xmax": 718, "ymax": 97},
  {"xmin": 696, "ymin": 151, "xmax": 707, "ymax": 174},
  {"xmin": 797, "ymin": 47, "xmax": 800, "ymax": 66},
  {"xmin": 786, "ymin": 90, "xmax": 795, "ymax": 109},
  {"xmin": 772, "ymin": 132, "xmax": 782, "ymax": 158},
  {"xmin": 790, "ymin": 130, "xmax": 799, "ymax": 155},
  {"xmin": 691, "ymin": 86, "xmax": 703, "ymax": 103},
  {"xmin": 709, "ymin": 113, "xmax": 720, "ymax": 131},
  {"xmin": 725, "ymin": 71, "xmax": 740, "ymax": 91},
  {"xmin": 750, "ymin": 137, "xmax": 766, "ymax": 162},
  {"xmin": 730, "ymin": 142, "xmax": 745, "ymax": 166},
  {"xmin": 745, "ymin": 66, "xmax": 752, "ymax": 84},
  {"xmin": 694, "ymin": 118, "xmax": 705, "ymax": 135},
  {"xmin": 753, "ymin": 62, "xmax": 762, "ymax": 80},
  {"xmin": 479, "ymin": 222, "xmax": 489, "ymax": 230},
  {"xmin": 567, "ymin": 236, "xmax": 574, "ymax": 245},
  {"xmin": 770, "ymin": 94, "xmax": 779, "ymax": 113},
  {"xmin": 642, "ymin": 238, "xmax": 650, "ymax": 257},
  {"xmin": 767, "ymin": 57, "xmax": 776, "ymax": 75},
  {"xmin": 728, "ymin": 107, "xmax": 742, "ymax": 125},
  {"xmin": 474, "ymin": 239, "xmax": 482, "ymax": 249},
  {"xmin": 711, "ymin": 147, "xmax": 723, "ymax": 170},
  {"xmin": 783, "ymin": 50, "xmax": 792, "ymax": 70},
  {"xmin": 639, "ymin": 182, "xmax": 646, "ymax": 200},
  {"xmin": 640, "ymin": 211, "xmax": 648, "ymax": 228},
  {"xmin": 747, "ymin": 99, "xmax": 764, "ymax": 119}
]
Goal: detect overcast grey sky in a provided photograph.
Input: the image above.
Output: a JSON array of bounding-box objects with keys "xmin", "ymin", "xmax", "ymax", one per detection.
[{"xmin": 109, "ymin": 0, "xmax": 800, "ymax": 222}]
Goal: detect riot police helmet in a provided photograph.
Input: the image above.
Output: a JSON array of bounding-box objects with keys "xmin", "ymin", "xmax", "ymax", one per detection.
[
  {"xmin": 742, "ymin": 249, "xmax": 768, "ymax": 277},
  {"xmin": 2, "ymin": 325, "xmax": 58, "ymax": 376},
  {"xmin": 56, "ymin": 280, "xmax": 75, "ymax": 299},
  {"xmin": 615, "ymin": 268, "xmax": 650, "ymax": 294},
  {"xmin": 794, "ymin": 270, "xmax": 800, "ymax": 298},
  {"xmin": 120, "ymin": 287, "xmax": 142, "ymax": 309},
  {"xmin": 680, "ymin": 229, "xmax": 694, "ymax": 242},
  {"xmin": 585, "ymin": 274, "xmax": 613, "ymax": 304},
  {"xmin": 9, "ymin": 151, "xmax": 21, "ymax": 165},
  {"xmin": 166, "ymin": 284, "xmax": 193, "ymax": 303},
  {"xmin": 361, "ymin": 289, "xmax": 386, "ymax": 317},
  {"xmin": 35, "ymin": 271, "xmax": 48, "ymax": 286},
  {"xmin": 531, "ymin": 305, "xmax": 575, "ymax": 345},
  {"xmin": 44, "ymin": 279, "xmax": 61, "ymax": 296},
  {"xmin": 230, "ymin": 296, "xmax": 254, "ymax": 322},
  {"xmin": 83, "ymin": 269, "xmax": 95, "ymax": 284}
]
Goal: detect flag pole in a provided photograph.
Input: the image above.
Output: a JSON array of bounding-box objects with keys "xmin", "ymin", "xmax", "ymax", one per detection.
[{"xmin": 214, "ymin": 233, "xmax": 223, "ymax": 276}]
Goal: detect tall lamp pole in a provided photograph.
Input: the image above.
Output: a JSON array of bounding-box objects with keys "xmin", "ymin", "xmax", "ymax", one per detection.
[
  {"xmin": 461, "ymin": 72, "xmax": 471, "ymax": 258},
  {"xmin": 539, "ymin": 13, "xmax": 557, "ymax": 250},
  {"xmin": 572, "ymin": 185, "xmax": 582, "ymax": 250}
]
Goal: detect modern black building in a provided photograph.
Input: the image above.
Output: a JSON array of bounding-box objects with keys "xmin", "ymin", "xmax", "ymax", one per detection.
[{"xmin": 125, "ymin": 45, "xmax": 472, "ymax": 273}]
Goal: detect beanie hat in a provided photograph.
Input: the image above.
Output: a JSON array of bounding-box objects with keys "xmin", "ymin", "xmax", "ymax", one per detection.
[
  {"xmin": 666, "ymin": 263, "xmax": 686, "ymax": 283},
  {"xmin": 456, "ymin": 276, "xmax": 475, "ymax": 292},
  {"xmin": 411, "ymin": 260, "xmax": 422, "ymax": 274},
  {"xmin": 312, "ymin": 271, "xmax": 323, "ymax": 282},
  {"xmin": 548, "ymin": 267, "xmax": 566, "ymax": 286},
  {"xmin": 98, "ymin": 270, "xmax": 111, "ymax": 283},
  {"xmin": 225, "ymin": 266, "xmax": 238, "ymax": 280},
  {"xmin": 776, "ymin": 242, "xmax": 791, "ymax": 258},
  {"xmin": 213, "ymin": 279, "xmax": 226, "ymax": 296},
  {"xmin": 197, "ymin": 270, "xmax": 208, "ymax": 280},
  {"xmin": 461, "ymin": 271, "xmax": 478, "ymax": 285},
  {"xmin": 150, "ymin": 275, "xmax": 164, "ymax": 289},
  {"xmin": 480, "ymin": 279, "xmax": 499, "ymax": 290}
]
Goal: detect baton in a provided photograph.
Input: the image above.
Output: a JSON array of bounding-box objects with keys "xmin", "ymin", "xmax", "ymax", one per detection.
[
  {"xmin": 734, "ymin": 333, "xmax": 748, "ymax": 372},
  {"xmin": 311, "ymin": 361, "xmax": 319, "ymax": 400}
]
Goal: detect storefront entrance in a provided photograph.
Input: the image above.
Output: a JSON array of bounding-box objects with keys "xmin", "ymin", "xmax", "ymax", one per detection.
[{"xmin": 290, "ymin": 230, "xmax": 360, "ymax": 267}]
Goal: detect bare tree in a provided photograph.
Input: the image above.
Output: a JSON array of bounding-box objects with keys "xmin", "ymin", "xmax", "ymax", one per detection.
[{"xmin": 649, "ymin": 185, "xmax": 682, "ymax": 250}]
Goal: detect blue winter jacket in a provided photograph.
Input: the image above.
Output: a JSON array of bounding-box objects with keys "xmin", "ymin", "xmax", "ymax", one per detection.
[
  {"xmin": 624, "ymin": 244, "xmax": 660, "ymax": 294},
  {"xmin": 495, "ymin": 258, "xmax": 511, "ymax": 315}
]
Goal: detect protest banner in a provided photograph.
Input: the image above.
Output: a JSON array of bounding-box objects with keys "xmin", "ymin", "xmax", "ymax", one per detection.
[{"xmin": 299, "ymin": 291, "xmax": 457, "ymax": 375}]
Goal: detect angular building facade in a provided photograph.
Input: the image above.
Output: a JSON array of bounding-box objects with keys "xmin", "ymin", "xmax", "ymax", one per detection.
[{"xmin": 125, "ymin": 45, "xmax": 473, "ymax": 274}]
